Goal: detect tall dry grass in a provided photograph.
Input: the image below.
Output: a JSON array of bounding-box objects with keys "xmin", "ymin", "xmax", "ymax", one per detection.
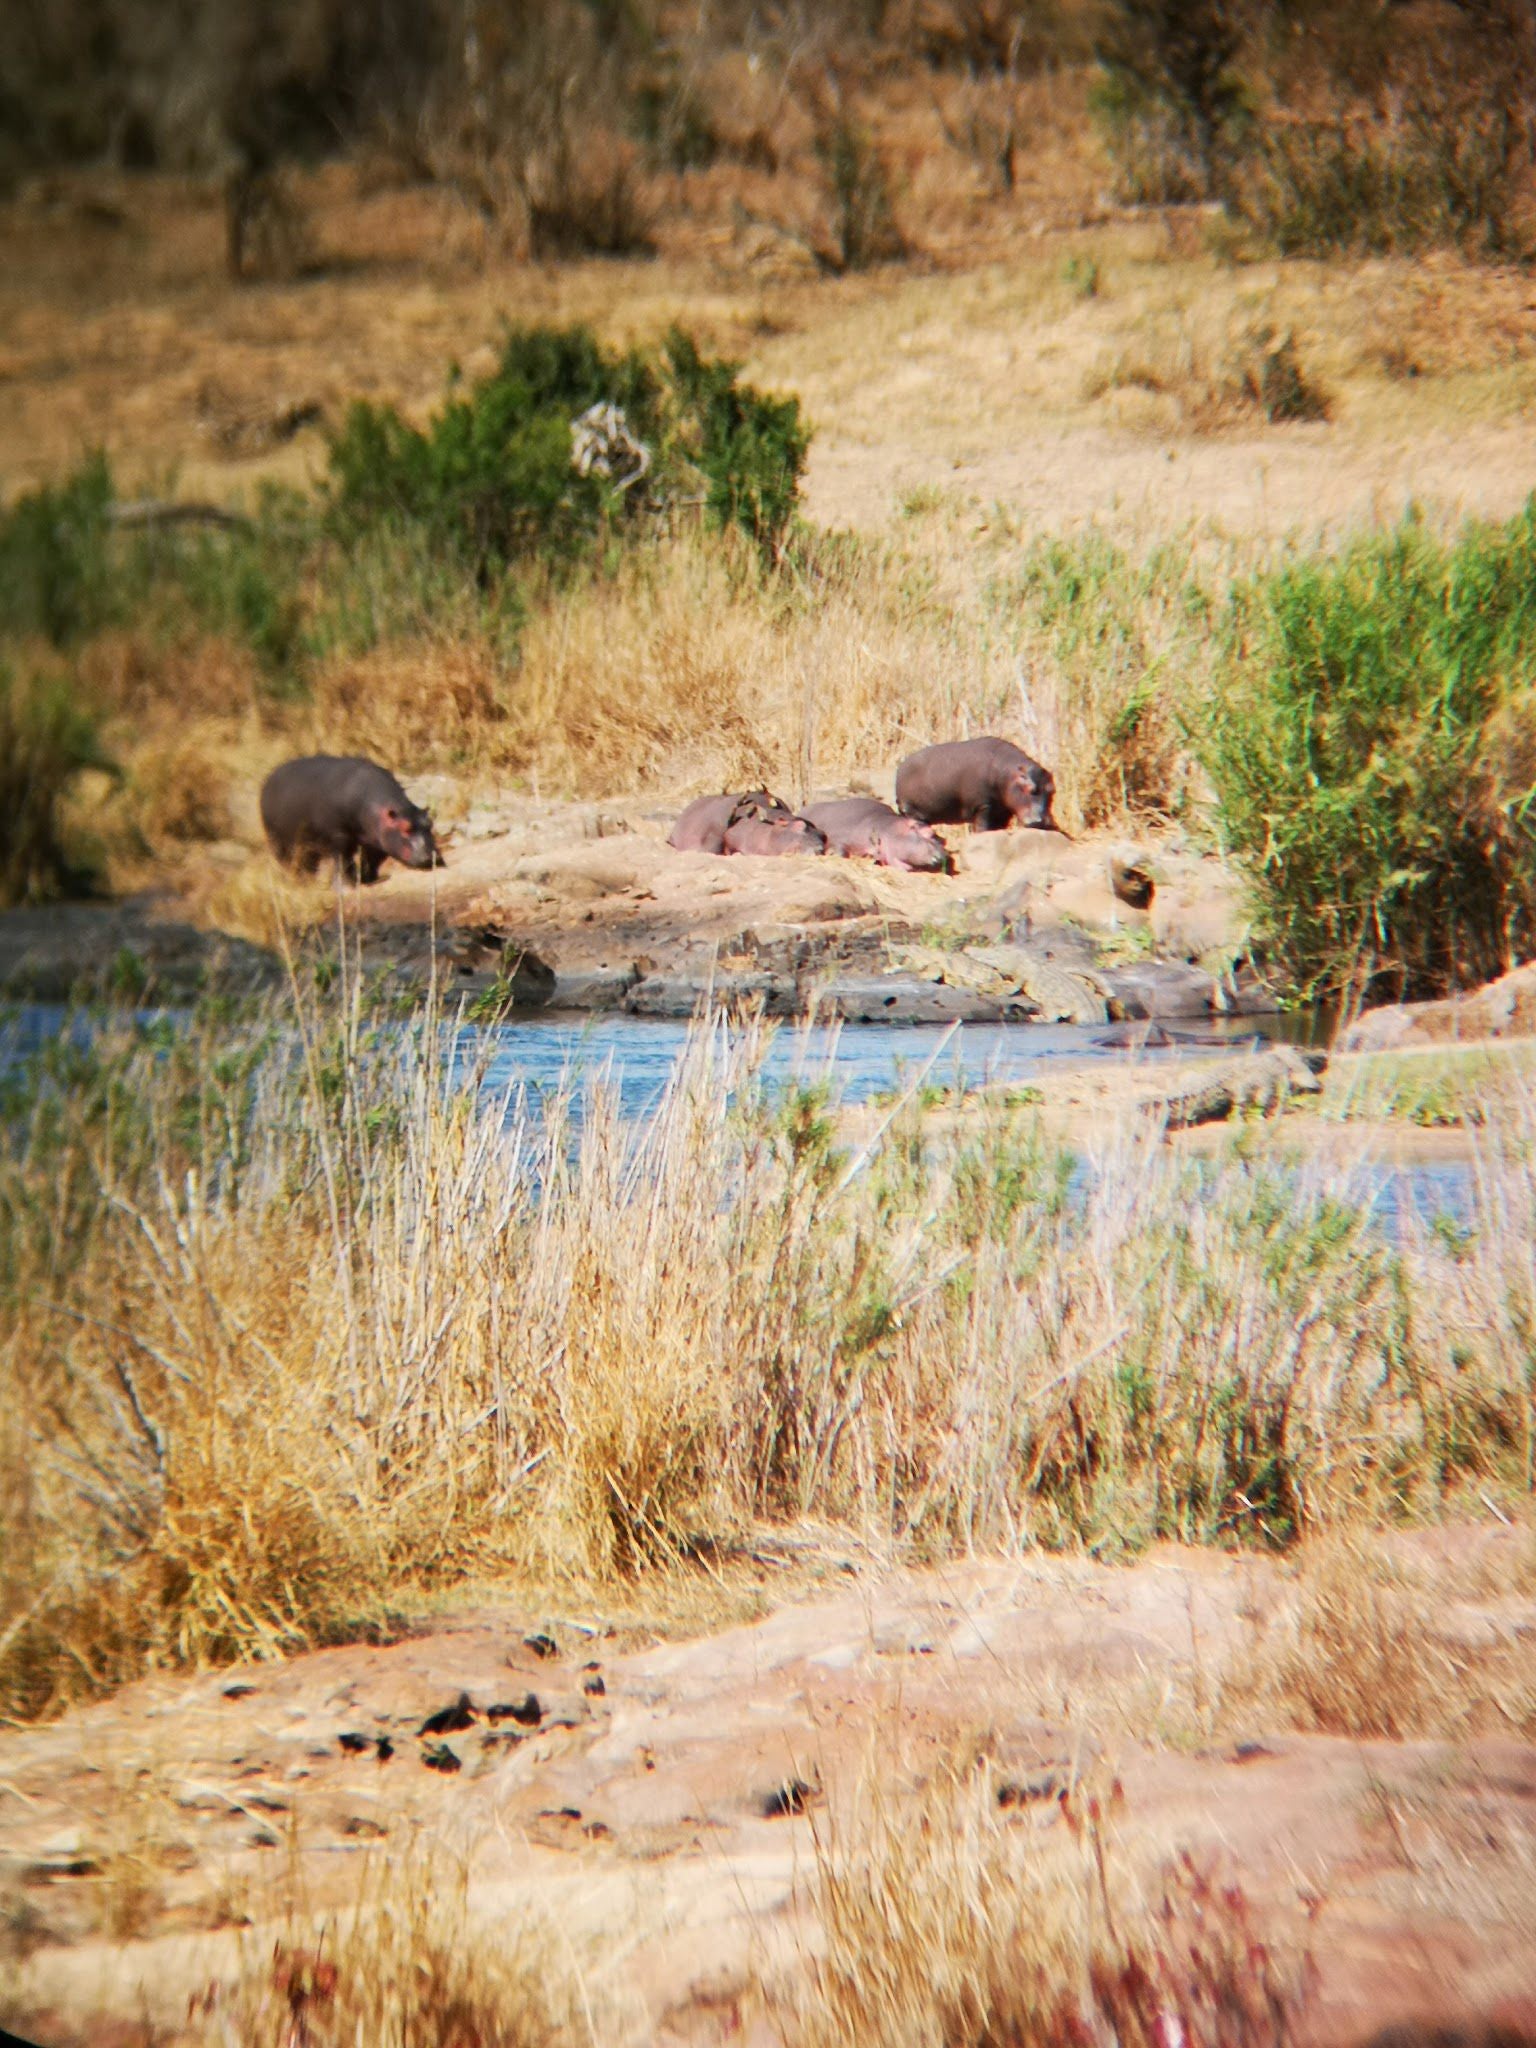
[
  {"xmin": 3, "ymin": 973, "xmax": 1535, "ymax": 1719},
  {"xmin": 269, "ymin": 521, "xmax": 1196, "ymax": 823},
  {"xmin": 785, "ymin": 1753, "xmax": 1310, "ymax": 2048}
]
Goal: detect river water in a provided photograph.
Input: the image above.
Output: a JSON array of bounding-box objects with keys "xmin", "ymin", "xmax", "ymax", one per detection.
[{"xmin": 2, "ymin": 1001, "xmax": 1473, "ymax": 1235}]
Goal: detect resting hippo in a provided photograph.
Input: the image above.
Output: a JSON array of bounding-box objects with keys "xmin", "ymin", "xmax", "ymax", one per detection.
[
  {"xmin": 260, "ymin": 754, "xmax": 442, "ymax": 883},
  {"xmin": 895, "ymin": 737, "xmax": 1056, "ymax": 832},
  {"xmin": 798, "ymin": 798, "xmax": 953, "ymax": 874},
  {"xmin": 668, "ymin": 791, "xmax": 827, "ymax": 857}
]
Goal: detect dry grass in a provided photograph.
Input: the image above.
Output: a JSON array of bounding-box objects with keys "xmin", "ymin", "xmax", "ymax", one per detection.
[
  {"xmin": 3, "ymin": 980, "xmax": 1536, "ymax": 1720},
  {"xmin": 1225, "ymin": 1532, "xmax": 1536, "ymax": 1742},
  {"xmin": 46, "ymin": 514, "xmax": 1201, "ymax": 873},
  {"xmin": 178, "ymin": 1857, "xmax": 605, "ymax": 2048},
  {"xmin": 784, "ymin": 1753, "xmax": 1311, "ymax": 2048}
]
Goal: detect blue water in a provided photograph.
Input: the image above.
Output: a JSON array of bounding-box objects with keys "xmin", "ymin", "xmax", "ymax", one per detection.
[{"xmin": 1, "ymin": 1001, "xmax": 1475, "ymax": 1236}]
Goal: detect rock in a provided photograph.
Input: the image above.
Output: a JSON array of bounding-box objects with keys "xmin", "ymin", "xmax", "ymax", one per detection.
[
  {"xmin": 417, "ymin": 1693, "xmax": 476, "ymax": 1737},
  {"xmin": 1095, "ymin": 961, "xmax": 1224, "ymax": 1020},
  {"xmin": 1338, "ymin": 960, "xmax": 1536, "ymax": 1052},
  {"xmin": 756, "ymin": 1777, "xmax": 816, "ymax": 1818},
  {"xmin": 488, "ymin": 1694, "xmax": 542, "ymax": 1727},
  {"xmin": 625, "ymin": 973, "xmax": 798, "ymax": 1018},
  {"xmin": 549, "ymin": 966, "xmax": 638, "ymax": 1010},
  {"xmin": 1109, "ymin": 856, "xmax": 1155, "ymax": 911},
  {"xmin": 813, "ymin": 976, "xmax": 1024, "ymax": 1024},
  {"xmin": 420, "ymin": 1742, "xmax": 462, "ymax": 1774}
]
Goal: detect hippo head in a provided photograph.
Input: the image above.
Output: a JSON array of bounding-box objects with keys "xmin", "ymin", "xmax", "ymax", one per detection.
[
  {"xmin": 726, "ymin": 812, "xmax": 828, "ymax": 856},
  {"xmin": 876, "ymin": 816, "xmax": 954, "ymax": 874},
  {"xmin": 775, "ymin": 815, "xmax": 828, "ymax": 856},
  {"xmin": 1004, "ymin": 757, "xmax": 1056, "ymax": 830},
  {"xmin": 375, "ymin": 799, "xmax": 443, "ymax": 871}
]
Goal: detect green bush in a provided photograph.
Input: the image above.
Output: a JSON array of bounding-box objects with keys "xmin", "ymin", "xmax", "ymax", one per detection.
[
  {"xmin": 325, "ymin": 321, "xmax": 808, "ymax": 575},
  {"xmin": 0, "ymin": 452, "xmax": 117, "ymax": 646},
  {"xmin": 0, "ymin": 458, "xmax": 311, "ymax": 685},
  {"xmin": 1201, "ymin": 504, "xmax": 1536, "ymax": 1002},
  {"xmin": 0, "ymin": 663, "xmax": 113, "ymax": 904},
  {"xmin": 665, "ymin": 329, "xmax": 809, "ymax": 559}
]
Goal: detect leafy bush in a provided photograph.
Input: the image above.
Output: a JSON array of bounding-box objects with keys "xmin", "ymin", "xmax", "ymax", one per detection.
[
  {"xmin": 666, "ymin": 330, "xmax": 809, "ymax": 559},
  {"xmin": 1202, "ymin": 504, "xmax": 1536, "ymax": 1001},
  {"xmin": 325, "ymin": 322, "xmax": 809, "ymax": 575},
  {"xmin": 0, "ymin": 662, "xmax": 113, "ymax": 903},
  {"xmin": 0, "ymin": 452, "xmax": 117, "ymax": 646},
  {"xmin": 0, "ymin": 459, "xmax": 311, "ymax": 684}
]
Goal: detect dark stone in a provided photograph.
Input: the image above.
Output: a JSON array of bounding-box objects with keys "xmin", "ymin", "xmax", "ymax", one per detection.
[
  {"xmin": 488, "ymin": 1694, "xmax": 542, "ymax": 1727},
  {"xmin": 997, "ymin": 1772, "xmax": 1065, "ymax": 1807},
  {"xmin": 420, "ymin": 1742, "xmax": 462, "ymax": 1774},
  {"xmin": 336, "ymin": 1731, "xmax": 373, "ymax": 1754},
  {"xmin": 417, "ymin": 1692, "xmax": 476, "ymax": 1737},
  {"xmin": 582, "ymin": 1672, "xmax": 607, "ymax": 1697},
  {"xmin": 222, "ymin": 1682, "xmax": 257, "ymax": 1699},
  {"xmin": 1096, "ymin": 962, "xmax": 1221, "ymax": 1020},
  {"xmin": 523, "ymin": 1631, "xmax": 559, "ymax": 1660},
  {"xmin": 757, "ymin": 1777, "xmax": 816, "ymax": 1818}
]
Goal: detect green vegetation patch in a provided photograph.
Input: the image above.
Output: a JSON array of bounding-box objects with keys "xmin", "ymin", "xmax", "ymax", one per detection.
[{"xmin": 1201, "ymin": 502, "xmax": 1536, "ymax": 1003}]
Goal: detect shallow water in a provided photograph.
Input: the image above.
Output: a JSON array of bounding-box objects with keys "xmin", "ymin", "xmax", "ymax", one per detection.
[{"xmin": 2, "ymin": 1000, "xmax": 1471, "ymax": 1235}]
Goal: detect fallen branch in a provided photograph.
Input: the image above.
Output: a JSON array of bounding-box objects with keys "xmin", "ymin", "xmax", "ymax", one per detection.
[{"xmin": 110, "ymin": 500, "xmax": 254, "ymax": 533}]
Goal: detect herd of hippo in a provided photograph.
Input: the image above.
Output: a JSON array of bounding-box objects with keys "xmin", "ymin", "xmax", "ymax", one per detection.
[
  {"xmin": 257, "ymin": 736, "xmax": 1058, "ymax": 884},
  {"xmin": 667, "ymin": 738, "xmax": 1057, "ymax": 873}
]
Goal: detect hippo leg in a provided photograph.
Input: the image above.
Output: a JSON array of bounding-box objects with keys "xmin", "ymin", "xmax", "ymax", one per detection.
[{"xmin": 354, "ymin": 845, "xmax": 384, "ymax": 885}]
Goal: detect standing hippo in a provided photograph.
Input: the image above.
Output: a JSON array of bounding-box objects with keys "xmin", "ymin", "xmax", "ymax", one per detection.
[
  {"xmin": 260, "ymin": 755, "xmax": 442, "ymax": 883},
  {"xmin": 798, "ymin": 798, "xmax": 953, "ymax": 874},
  {"xmin": 668, "ymin": 791, "xmax": 827, "ymax": 857},
  {"xmin": 895, "ymin": 737, "xmax": 1056, "ymax": 832}
]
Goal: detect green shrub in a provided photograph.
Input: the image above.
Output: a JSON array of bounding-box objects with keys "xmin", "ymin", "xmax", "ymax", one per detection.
[
  {"xmin": 0, "ymin": 663, "xmax": 113, "ymax": 904},
  {"xmin": 1202, "ymin": 504, "xmax": 1536, "ymax": 1001},
  {"xmin": 665, "ymin": 329, "xmax": 809, "ymax": 559},
  {"xmin": 325, "ymin": 322, "xmax": 808, "ymax": 578},
  {"xmin": 0, "ymin": 459, "xmax": 310, "ymax": 685},
  {"xmin": 0, "ymin": 452, "xmax": 117, "ymax": 646}
]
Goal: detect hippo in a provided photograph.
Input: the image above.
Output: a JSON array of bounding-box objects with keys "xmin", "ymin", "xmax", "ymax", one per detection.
[
  {"xmin": 798, "ymin": 798, "xmax": 953, "ymax": 874},
  {"xmin": 259, "ymin": 754, "xmax": 442, "ymax": 883},
  {"xmin": 667, "ymin": 790, "xmax": 827, "ymax": 857},
  {"xmin": 894, "ymin": 737, "xmax": 1057, "ymax": 832}
]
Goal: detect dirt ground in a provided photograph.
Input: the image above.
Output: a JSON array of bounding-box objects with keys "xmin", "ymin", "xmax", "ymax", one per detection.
[{"xmin": 3, "ymin": 1532, "xmax": 1534, "ymax": 2047}]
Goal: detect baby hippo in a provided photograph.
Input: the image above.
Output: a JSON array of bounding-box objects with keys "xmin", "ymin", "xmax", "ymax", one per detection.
[
  {"xmin": 668, "ymin": 790, "xmax": 827, "ymax": 857},
  {"xmin": 260, "ymin": 754, "xmax": 442, "ymax": 884},
  {"xmin": 798, "ymin": 798, "xmax": 953, "ymax": 874},
  {"xmin": 895, "ymin": 737, "xmax": 1056, "ymax": 832}
]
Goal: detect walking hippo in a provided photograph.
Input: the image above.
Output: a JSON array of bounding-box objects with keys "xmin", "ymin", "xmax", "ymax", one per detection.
[
  {"xmin": 260, "ymin": 755, "xmax": 443, "ymax": 883},
  {"xmin": 895, "ymin": 737, "xmax": 1057, "ymax": 832},
  {"xmin": 668, "ymin": 791, "xmax": 827, "ymax": 857},
  {"xmin": 798, "ymin": 798, "xmax": 953, "ymax": 873}
]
